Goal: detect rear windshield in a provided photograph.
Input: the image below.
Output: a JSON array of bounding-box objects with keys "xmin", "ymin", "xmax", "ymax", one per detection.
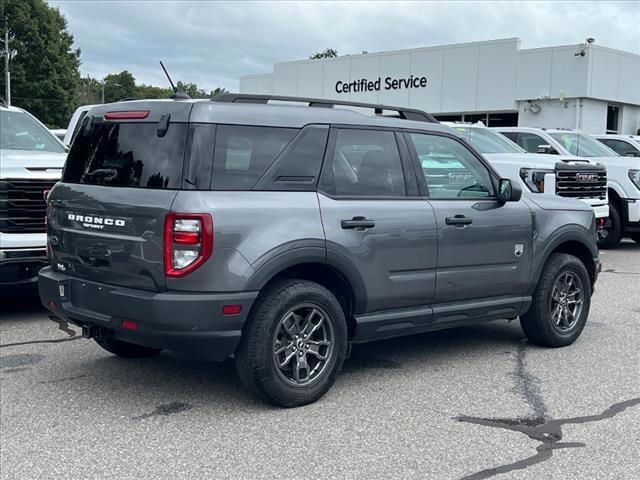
[{"xmin": 63, "ymin": 121, "xmax": 187, "ymax": 189}]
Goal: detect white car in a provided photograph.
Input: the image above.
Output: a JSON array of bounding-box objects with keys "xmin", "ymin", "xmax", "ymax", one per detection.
[
  {"xmin": 49, "ymin": 128, "xmax": 67, "ymax": 143},
  {"xmin": 443, "ymin": 122, "xmax": 609, "ymax": 222},
  {"xmin": 64, "ymin": 104, "xmax": 101, "ymax": 146},
  {"xmin": 593, "ymin": 135, "xmax": 640, "ymax": 158},
  {"xmin": 1, "ymin": 101, "xmax": 66, "ymax": 289},
  {"xmin": 496, "ymin": 127, "xmax": 640, "ymax": 248}
]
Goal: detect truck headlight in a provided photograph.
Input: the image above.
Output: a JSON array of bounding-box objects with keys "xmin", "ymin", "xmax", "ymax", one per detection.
[
  {"xmin": 629, "ymin": 170, "xmax": 640, "ymax": 190},
  {"xmin": 520, "ymin": 168, "xmax": 553, "ymax": 193}
]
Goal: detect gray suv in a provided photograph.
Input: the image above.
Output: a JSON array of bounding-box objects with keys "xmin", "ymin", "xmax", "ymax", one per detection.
[{"xmin": 39, "ymin": 95, "xmax": 600, "ymax": 407}]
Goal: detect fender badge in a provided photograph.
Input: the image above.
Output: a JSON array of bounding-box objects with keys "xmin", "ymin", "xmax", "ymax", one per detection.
[{"xmin": 514, "ymin": 244, "xmax": 524, "ymax": 258}]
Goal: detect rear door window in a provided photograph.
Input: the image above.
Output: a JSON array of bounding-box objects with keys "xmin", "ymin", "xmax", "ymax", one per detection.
[
  {"xmin": 515, "ymin": 132, "xmax": 547, "ymax": 153},
  {"xmin": 321, "ymin": 129, "xmax": 406, "ymax": 197},
  {"xmin": 212, "ymin": 126, "xmax": 298, "ymax": 190},
  {"xmin": 63, "ymin": 121, "xmax": 187, "ymax": 189}
]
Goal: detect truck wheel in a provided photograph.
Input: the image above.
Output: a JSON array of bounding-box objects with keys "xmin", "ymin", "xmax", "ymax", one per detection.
[
  {"xmin": 520, "ymin": 253, "xmax": 591, "ymax": 348},
  {"xmin": 235, "ymin": 279, "xmax": 348, "ymax": 407},
  {"xmin": 631, "ymin": 233, "xmax": 640, "ymax": 245},
  {"xmin": 597, "ymin": 202, "xmax": 623, "ymax": 249},
  {"xmin": 94, "ymin": 337, "xmax": 162, "ymax": 358}
]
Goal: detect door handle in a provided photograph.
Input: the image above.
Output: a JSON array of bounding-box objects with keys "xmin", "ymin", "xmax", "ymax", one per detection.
[
  {"xmin": 341, "ymin": 217, "xmax": 375, "ymax": 230},
  {"xmin": 445, "ymin": 215, "xmax": 473, "ymax": 226}
]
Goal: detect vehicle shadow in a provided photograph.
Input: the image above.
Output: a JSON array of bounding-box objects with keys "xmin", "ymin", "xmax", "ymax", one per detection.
[
  {"xmin": 0, "ymin": 289, "xmax": 46, "ymax": 320},
  {"xmin": 56, "ymin": 320, "xmax": 528, "ymax": 412}
]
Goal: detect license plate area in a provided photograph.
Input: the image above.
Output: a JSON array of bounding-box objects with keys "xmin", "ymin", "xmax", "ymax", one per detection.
[{"xmin": 70, "ymin": 280, "xmax": 113, "ymax": 313}]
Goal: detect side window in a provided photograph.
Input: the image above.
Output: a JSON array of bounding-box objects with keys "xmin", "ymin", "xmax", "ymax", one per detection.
[
  {"xmin": 325, "ymin": 129, "xmax": 406, "ymax": 197},
  {"xmin": 516, "ymin": 133, "xmax": 547, "ymax": 153},
  {"xmin": 184, "ymin": 123, "xmax": 215, "ymax": 190},
  {"xmin": 500, "ymin": 131, "xmax": 518, "ymax": 143},
  {"xmin": 255, "ymin": 125, "xmax": 329, "ymax": 191},
  {"xmin": 606, "ymin": 139, "xmax": 637, "ymax": 157},
  {"xmin": 408, "ymin": 133, "xmax": 494, "ymax": 198},
  {"xmin": 212, "ymin": 126, "xmax": 298, "ymax": 190}
]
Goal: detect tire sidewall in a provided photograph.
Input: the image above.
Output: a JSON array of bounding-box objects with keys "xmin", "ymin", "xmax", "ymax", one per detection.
[
  {"xmin": 598, "ymin": 202, "xmax": 623, "ymax": 249},
  {"xmin": 245, "ymin": 281, "xmax": 348, "ymax": 406},
  {"xmin": 539, "ymin": 255, "xmax": 591, "ymax": 345}
]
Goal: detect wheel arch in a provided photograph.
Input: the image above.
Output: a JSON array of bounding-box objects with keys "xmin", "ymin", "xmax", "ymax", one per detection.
[
  {"xmin": 529, "ymin": 232, "xmax": 598, "ymax": 295},
  {"xmin": 244, "ymin": 250, "xmax": 368, "ymax": 339}
]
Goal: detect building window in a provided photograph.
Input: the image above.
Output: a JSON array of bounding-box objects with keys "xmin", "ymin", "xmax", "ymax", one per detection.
[
  {"xmin": 487, "ymin": 112, "xmax": 518, "ymax": 127},
  {"xmin": 435, "ymin": 114, "xmax": 463, "ymax": 122},
  {"xmin": 606, "ymin": 105, "xmax": 620, "ymax": 133}
]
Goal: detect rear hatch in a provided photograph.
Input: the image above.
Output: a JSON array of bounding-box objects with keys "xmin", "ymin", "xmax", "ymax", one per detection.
[{"xmin": 47, "ymin": 101, "xmax": 193, "ymax": 291}]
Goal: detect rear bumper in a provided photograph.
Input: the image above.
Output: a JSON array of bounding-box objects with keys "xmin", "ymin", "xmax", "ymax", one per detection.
[
  {"xmin": 0, "ymin": 248, "xmax": 48, "ymax": 288},
  {"xmin": 38, "ymin": 267, "xmax": 258, "ymax": 361}
]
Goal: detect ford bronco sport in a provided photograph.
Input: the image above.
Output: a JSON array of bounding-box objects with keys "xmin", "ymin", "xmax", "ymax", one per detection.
[{"xmin": 39, "ymin": 95, "xmax": 600, "ymax": 407}]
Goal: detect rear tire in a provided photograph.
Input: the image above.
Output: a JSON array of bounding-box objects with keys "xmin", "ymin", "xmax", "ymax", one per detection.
[
  {"xmin": 235, "ymin": 279, "xmax": 348, "ymax": 407},
  {"xmin": 95, "ymin": 337, "xmax": 162, "ymax": 358},
  {"xmin": 597, "ymin": 202, "xmax": 623, "ymax": 249},
  {"xmin": 520, "ymin": 253, "xmax": 591, "ymax": 348}
]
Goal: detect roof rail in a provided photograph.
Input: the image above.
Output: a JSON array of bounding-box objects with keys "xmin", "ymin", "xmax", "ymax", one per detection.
[{"xmin": 212, "ymin": 93, "xmax": 438, "ymax": 123}]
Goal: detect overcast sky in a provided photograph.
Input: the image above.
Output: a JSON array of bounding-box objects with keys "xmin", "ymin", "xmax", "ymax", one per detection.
[{"xmin": 51, "ymin": 0, "xmax": 640, "ymax": 92}]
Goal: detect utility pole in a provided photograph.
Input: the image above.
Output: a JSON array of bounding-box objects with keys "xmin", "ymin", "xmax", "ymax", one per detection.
[{"xmin": 3, "ymin": 28, "xmax": 10, "ymax": 105}]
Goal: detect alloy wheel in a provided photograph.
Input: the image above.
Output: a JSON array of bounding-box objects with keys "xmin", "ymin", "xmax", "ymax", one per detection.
[
  {"xmin": 549, "ymin": 272, "xmax": 584, "ymax": 331},
  {"xmin": 272, "ymin": 304, "xmax": 334, "ymax": 386}
]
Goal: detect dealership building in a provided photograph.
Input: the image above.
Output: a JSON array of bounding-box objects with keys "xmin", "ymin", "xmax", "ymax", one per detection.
[{"xmin": 240, "ymin": 38, "xmax": 640, "ymax": 134}]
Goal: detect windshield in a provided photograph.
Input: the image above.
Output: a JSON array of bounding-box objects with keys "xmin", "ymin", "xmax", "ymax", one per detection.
[
  {"xmin": 452, "ymin": 126, "xmax": 525, "ymax": 154},
  {"xmin": 0, "ymin": 110, "xmax": 66, "ymax": 153},
  {"xmin": 549, "ymin": 132, "xmax": 618, "ymax": 157}
]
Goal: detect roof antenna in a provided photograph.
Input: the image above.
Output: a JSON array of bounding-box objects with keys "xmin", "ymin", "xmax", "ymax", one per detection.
[{"xmin": 159, "ymin": 61, "xmax": 191, "ymax": 100}]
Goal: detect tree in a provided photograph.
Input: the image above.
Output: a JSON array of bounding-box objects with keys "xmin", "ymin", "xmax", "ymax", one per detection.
[
  {"xmin": 310, "ymin": 48, "xmax": 338, "ymax": 60},
  {"xmin": 102, "ymin": 70, "xmax": 136, "ymax": 103},
  {"xmin": 211, "ymin": 87, "xmax": 228, "ymax": 97},
  {"xmin": 0, "ymin": 0, "xmax": 81, "ymax": 127}
]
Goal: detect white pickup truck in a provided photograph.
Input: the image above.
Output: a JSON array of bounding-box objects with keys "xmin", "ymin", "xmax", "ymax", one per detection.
[
  {"xmin": 1, "ymin": 102, "xmax": 66, "ymax": 290},
  {"xmin": 443, "ymin": 122, "xmax": 609, "ymax": 228},
  {"xmin": 497, "ymin": 127, "xmax": 640, "ymax": 248}
]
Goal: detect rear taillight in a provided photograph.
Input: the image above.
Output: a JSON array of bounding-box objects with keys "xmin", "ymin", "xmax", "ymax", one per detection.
[
  {"xmin": 44, "ymin": 189, "xmax": 51, "ymax": 257},
  {"xmin": 164, "ymin": 213, "xmax": 213, "ymax": 278}
]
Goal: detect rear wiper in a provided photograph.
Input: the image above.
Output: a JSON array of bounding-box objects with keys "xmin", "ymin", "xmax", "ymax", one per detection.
[{"xmin": 83, "ymin": 168, "xmax": 117, "ymax": 180}]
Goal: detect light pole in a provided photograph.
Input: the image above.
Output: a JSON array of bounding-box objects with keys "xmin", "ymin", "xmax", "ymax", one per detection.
[
  {"xmin": 101, "ymin": 81, "xmax": 121, "ymax": 104},
  {"xmin": 2, "ymin": 29, "xmax": 11, "ymax": 105}
]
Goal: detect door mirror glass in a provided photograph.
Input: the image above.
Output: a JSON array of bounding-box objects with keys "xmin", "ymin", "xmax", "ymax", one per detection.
[
  {"xmin": 498, "ymin": 178, "xmax": 522, "ymax": 202},
  {"xmin": 537, "ymin": 144, "xmax": 557, "ymax": 155}
]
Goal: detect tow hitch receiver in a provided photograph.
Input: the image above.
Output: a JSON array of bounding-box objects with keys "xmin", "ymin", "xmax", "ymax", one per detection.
[{"xmin": 82, "ymin": 325, "xmax": 98, "ymax": 339}]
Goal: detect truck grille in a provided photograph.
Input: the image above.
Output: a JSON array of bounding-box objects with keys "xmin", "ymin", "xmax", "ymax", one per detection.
[
  {"xmin": 0, "ymin": 179, "xmax": 57, "ymax": 234},
  {"xmin": 555, "ymin": 170, "xmax": 607, "ymax": 200}
]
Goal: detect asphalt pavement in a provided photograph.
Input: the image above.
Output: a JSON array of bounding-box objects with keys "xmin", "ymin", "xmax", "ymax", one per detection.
[{"xmin": 1, "ymin": 241, "xmax": 639, "ymax": 480}]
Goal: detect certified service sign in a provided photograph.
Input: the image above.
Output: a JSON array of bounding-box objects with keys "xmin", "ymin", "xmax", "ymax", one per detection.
[{"xmin": 335, "ymin": 75, "xmax": 428, "ymax": 94}]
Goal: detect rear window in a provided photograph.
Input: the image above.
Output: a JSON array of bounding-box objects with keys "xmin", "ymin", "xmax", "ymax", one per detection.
[
  {"xmin": 63, "ymin": 121, "xmax": 187, "ymax": 189},
  {"xmin": 212, "ymin": 126, "xmax": 298, "ymax": 190}
]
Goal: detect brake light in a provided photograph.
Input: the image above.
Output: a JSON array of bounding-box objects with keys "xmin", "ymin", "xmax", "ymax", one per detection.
[
  {"xmin": 164, "ymin": 213, "xmax": 213, "ymax": 278},
  {"xmin": 104, "ymin": 110, "xmax": 150, "ymax": 120}
]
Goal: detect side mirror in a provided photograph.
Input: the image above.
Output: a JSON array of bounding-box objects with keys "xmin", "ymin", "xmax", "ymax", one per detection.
[
  {"xmin": 498, "ymin": 178, "xmax": 522, "ymax": 203},
  {"xmin": 536, "ymin": 144, "xmax": 558, "ymax": 154}
]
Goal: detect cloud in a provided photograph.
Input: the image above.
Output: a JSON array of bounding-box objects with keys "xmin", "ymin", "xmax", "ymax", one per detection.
[{"xmin": 50, "ymin": 0, "xmax": 640, "ymax": 91}]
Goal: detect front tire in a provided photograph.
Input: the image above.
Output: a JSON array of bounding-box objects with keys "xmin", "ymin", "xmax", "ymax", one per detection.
[
  {"xmin": 597, "ymin": 202, "xmax": 623, "ymax": 249},
  {"xmin": 520, "ymin": 253, "xmax": 591, "ymax": 347},
  {"xmin": 235, "ymin": 279, "xmax": 348, "ymax": 407},
  {"xmin": 95, "ymin": 337, "xmax": 162, "ymax": 358}
]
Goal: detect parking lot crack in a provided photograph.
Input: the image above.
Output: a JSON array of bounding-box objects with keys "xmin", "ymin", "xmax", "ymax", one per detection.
[{"xmin": 0, "ymin": 316, "xmax": 80, "ymax": 349}]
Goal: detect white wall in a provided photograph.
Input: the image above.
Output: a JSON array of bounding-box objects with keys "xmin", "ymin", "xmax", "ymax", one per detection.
[
  {"xmin": 579, "ymin": 98, "xmax": 607, "ymax": 134},
  {"xmin": 517, "ymin": 99, "xmax": 578, "ymax": 129},
  {"xmin": 620, "ymin": 105, "xmax": 640, "ymax": 135}
]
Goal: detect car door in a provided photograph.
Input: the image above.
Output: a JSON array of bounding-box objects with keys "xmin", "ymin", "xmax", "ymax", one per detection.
[
  {"xmin": 317, "ymin": 127, "xmax": 438, "ymax": 315},
  {"xmin": 405, "ymin": 131, "xmax": 533, "ymax": 313}
]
